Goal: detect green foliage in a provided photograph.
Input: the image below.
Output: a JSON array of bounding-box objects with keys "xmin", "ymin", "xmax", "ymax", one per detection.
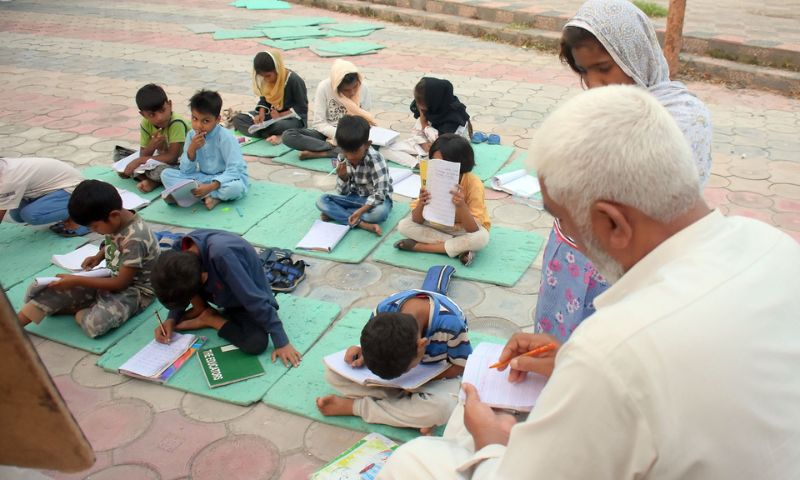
[{"xmin": 633, "ymin": 0, "xmax": 668, "ymax": 18}]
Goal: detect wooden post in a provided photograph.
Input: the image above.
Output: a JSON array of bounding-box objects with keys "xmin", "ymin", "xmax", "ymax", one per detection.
[{"xmin": 663, "ymin": 0, "xmax": 687, "ymax": 78}]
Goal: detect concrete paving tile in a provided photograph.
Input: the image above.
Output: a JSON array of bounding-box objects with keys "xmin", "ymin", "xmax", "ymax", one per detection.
[
  {"xmin": 51, "ymin": 374, "xmax": 113, "ymax": 420},
  {"xmin": 78, "ymin": 398, "xmax": 153, "ymax": 451},
  {"xmin": 72, "ymin": 353, "xmax": 130, "ymax": 388},
  {"xmin": 278, "ymin": 452, "xmax": 325, "ymax": 480},
  {"xmin": 0, "ymin": 136, "xmax": 27, "ymax": 149},
  {"xmin": 725, "ymin": 177, "xmax": 775, "ymax": 195},
  {"xmin": 727, "ymin": 191, "xmax": 774, "ymax": 209},
  {"xmin": 112, "ymin": 379, "xmax": 185, "ymax": 412},
  {"xmin": 472, "ymin": 286, "xmax": 535, "ymax": 327},
  {"xmin": 181, "ymin": 393, "xmax": 251, "ymax": 423},
  {"xmin": 269, "ymin": 168, "xmax": 314, "ymax": 185},
  {"xmin": 34, "ymin": 339, "xmax": 87, "ymax": 377},
  {"xmin": 491, "ymin": 202, "xmax": 541, "ymax": 225},
  {"xmin": 725, "ymin": 206, "xmax": 775, "ymax": 224},
  {"xmin": 771, "ymin": 198, "xmax": 800, "ymax": 213},
  {"xmin": 304, "ymin": 422, "xmax": 365, "ymax": 462},
  {"xmin": 324, "ymin": 263, "xmax": 383, "ymax": 291},
  {"xmin": 190, "ymin": 435, "xmax": 279, "ymax": 480},
  {"xmin": 769, "ymin": 183, "xmax": 800, "ymax": 200},
  {"xmin": 227, "ymin": 403, "xmax": 312, "ymax": 453},
  {"xmin": 35, "ymin": 144, "xmax": 78, "ymax": 158},
  {"xmin": 305, "ymin": 286, "xmax": 362, "ymax": 309},
  {"xmin": 773, "ymin": 212, "xmax": 800, "ymax": 232},
  {"xmin": 85, "ymin": 464, "xmax": 159, "ymax": 480}
]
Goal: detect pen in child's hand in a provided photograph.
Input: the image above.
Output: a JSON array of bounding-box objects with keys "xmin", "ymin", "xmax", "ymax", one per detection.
[{"xmin": 156, "ymin": 311, "xmax": 169, "ymax": 344}]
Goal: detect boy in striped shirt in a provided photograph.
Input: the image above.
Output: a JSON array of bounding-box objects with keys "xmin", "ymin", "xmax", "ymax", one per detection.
[{"xmin": 317, "ymin": 289, "xmax": 471, "ymax": 434}]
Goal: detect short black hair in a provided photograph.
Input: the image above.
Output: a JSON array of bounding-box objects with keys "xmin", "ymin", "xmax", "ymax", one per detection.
[
  {"xmin": 559, "ymin": 26, "xmax": 602, "ymax": 85},
  {"xmin": 335, "ymin": 115, "xmax": 371, "ymax": 152},
  {"xmin": 189, "ymin": 89, "xmax": 223, "ymax": 117},
  {"xmin": 414, "ymin": 78, "xmax": 425, "ymax": 102},
  {"xmin": 253, "ymin": 51, "xmax": 276, "ymax": 74},
  {"xmin": 429, "ymin": 133, "xmax": 475, "ymax": 175},
  {"xmin": 337, "ymin": 72, "xmax": 360, "ymax": 92},
  {"xmin": 136, "ymin": 84, "xmax": 168, "ymax": 112},
  {"xmin": 360, "ymin": 312, "xmax": 420, "ymax": 379},
  {"xmin": 67, "ymin": 180, "xmax": 123, "ymax": 226},
  {"xmin": 151, "ymin": 251, "xmax": 203, "ymax": 311}
]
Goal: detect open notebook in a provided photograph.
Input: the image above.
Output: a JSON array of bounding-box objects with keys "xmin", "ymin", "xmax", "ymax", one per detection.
[
  {"xmin": 25, "ymin": 269, "xmax": 112, "ymax": 301},
  {"xmin": 118, "ymin": 332, "xmax": 203, "ymax": 383},
  {"xmin": 459, "ymin": 342, "xmax": 547, "ymax": 412},
  {"xmin": 116, "ymin": 188, "xmax": 150, "ymax": 210},
  {"xmin": 161, "ymin": 179, "xmax": 199, "ymax": 208},
  {"xmin": 112, "ymin": 150, "xmax": 140, "ymax": 173},
  {"xmin": 369, "ymin": 127, "xmax": 400, "ymax": 147},
  {"xmin": 134, "ymin": 158, "xmax": 168, "ymax": 175},
  {"xmin": 248, "ymin": 110, "xmax": 301, "ymax": 134},
  {"xmin": 490, "ymin": 169, "xmax": 540, "ymax": 198},
  {"xmin": 389, "ymin": 167, "xmax": 421, "ymax": 198},
  {"xmin": 324, "ymin": 349, "xmax": 449, "ymax": 390},
  {"xmin": 296, "ymin": 219, "xmax": 350, "ymax": 252},
  {"xmin": 51, "ymin": 244, "xmax": 106, "ymax": 271}
]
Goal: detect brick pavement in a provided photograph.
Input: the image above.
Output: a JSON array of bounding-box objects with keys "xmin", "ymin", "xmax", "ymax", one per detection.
[{"xmin": 0, "ymin": 0, "xmax": 798, "ymax": 478}]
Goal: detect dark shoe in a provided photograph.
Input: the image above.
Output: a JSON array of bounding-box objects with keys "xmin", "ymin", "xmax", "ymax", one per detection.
[
  {"xmin": 393, "ymin": 239, "xmax": 418, "ymax": 251},
  {"xmin": 459, "ymin": 251, "xmax": 475, "ymax": 266},
  {"xmin": 49, "ymin": 221, "xmax": 90, "ymax": 237}
]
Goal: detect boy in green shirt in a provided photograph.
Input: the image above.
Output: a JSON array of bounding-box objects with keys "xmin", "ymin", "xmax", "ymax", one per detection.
[{"xmin": 121, "ymin": 84, "xmax": 189, "ymax": 193}]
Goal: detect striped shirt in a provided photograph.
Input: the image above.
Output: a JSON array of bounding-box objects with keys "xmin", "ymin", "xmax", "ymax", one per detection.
[
  {"xmin": 336, "ymin": 147, "xmax": 393, "ymax": 207},
  {"xmin": 374, "ymin": 289, "xmax": 472, "ymax": 367}
]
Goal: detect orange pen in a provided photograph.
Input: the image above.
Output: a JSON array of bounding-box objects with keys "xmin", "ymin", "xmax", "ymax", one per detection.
[{"xmin": 489, "ymin": 343, "xmax": 558, "ymax": 370}]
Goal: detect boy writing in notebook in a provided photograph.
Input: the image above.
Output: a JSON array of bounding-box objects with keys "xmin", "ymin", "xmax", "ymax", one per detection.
[
  {"xmin": 17, "ymin": 180, "xmax": 159, "ymax": 338},
  {"xmin": 316, "ymin": 115, "xmax": 392, "ymax": 236},
  {"xmin": 316, "ymin": 289, "xmax": 471, "ymax": 434},
  {"xmin": 160, "ymin": 90, "xmax": 249, "ymax": 211},
  {"xmin": 120, "ymin": 84, "xmax": 189, "ymax": 193},
  {"xmin": 150, "ymin": 229, "xmax": 301, "ymax": 366}
]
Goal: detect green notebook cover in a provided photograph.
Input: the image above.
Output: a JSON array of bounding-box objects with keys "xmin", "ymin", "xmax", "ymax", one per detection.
[{"xmin": 198, "ymin": 344, "xmax": 265, "ymax": 388}]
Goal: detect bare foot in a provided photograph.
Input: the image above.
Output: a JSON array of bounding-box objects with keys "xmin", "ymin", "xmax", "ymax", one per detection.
[
  {"xmin": 163, "ymin": 194, "xmax": 177, "ymax": 205},
  {"xmin": 357, "ymin": 221, "xmax": 382, "ymax": 236},
  {"xmin": 175, "ymin": 308, "xmax": 226, "ymax": 331},
  {"xmin": 419, "ymin": 426, "xmax": 435, "ymax": 436},
  {"xmin": 266, "ymin": 135, "xmax": 281, "ymax": 145},
  {"xmin": 320, "ymin": 213, "xmax": 331, "ymax": 222},
  {"xmin": 137, "ymin": 178, "xmax": 158, "ymax": 193},
  {"xmin": 316, "ymin": 395, "xmax": 355, "ymax": 416},
  {"xmin": 204, "ymin": 196, "xmax": 221, "ymax": 210},
  {"xmin": 299, "ymin": 150, "xmax": 329, "ymax": 160},
  {"xmin": 62, "ymin": 217, "xmax": 81, "ymax": 231}
]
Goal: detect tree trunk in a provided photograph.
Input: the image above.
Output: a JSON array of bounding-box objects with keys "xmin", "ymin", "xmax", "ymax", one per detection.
[{"xmin": 663, "ymin": 0, "xmax": 687, "ymax": 78}]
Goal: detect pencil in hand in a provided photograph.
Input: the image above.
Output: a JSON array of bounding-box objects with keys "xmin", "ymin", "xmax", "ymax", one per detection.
[
  {"xmin": 156, "ymin": 311, "xmax": 169, "ymax": 344},
  {"xmin": 489, "ymin": 343, "xmax": 558, "ymax": 370}
]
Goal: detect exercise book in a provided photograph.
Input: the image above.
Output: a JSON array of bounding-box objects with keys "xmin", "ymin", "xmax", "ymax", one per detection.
[
  {"xmin": 51, "ymin": 243, "xmax": 105, "ymax": 271},
  {"xmin": 139, "ymin": 181, "xmax": 300, "ymax": 235},
  {"xmin": 119, "ymin": 332, "xmax": 202, "ymax": 383},
  {"xmin": 5, "ymin": 265, "xmax": 167, "ymax": 354},
  {"xmin": 82, "ymin": 166, "xmax": 164, "ymax": 202},
  {"xmin": 324, "ymin": 348, "xmax": 448, "ymax": 389},
  {"xmin": 389, "ymin": 167, "xmax": 421, "ymax": 199},
  {"xmin": 296, "ymin": 219, "xmax": 351, "ymax": 253},
  {"xmin": 97, "ymin": 295, "xmax": 341, "ymax": 405},
  {"xmin": 0, "ymin": 224, "xmax": 87, "ymax": 291},
  {"xmin": 471, "ymin": 143, "xmax": 515, "ymax": 181},
  {"xmin": 372, "ymin": 228, "xmax": 544, "ymax": 287},
  {"xmin": 244, "ymin": 189, "xmax": 410, "ymax": 263},
  {"xmin": 25, "ymin": 269, "xmax": 111, "ymax": 299},
  {"xmin": 484, "ymin": 157, "xmax": 543, "ymax": 207},
  {"xmin": 240, "ymin": 139, "xmax": 292, "ymax": 158}
]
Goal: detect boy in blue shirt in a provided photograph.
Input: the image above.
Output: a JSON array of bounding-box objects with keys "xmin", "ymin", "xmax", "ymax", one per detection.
[
  {"xmin": 150, "ymin": 229, "xmax": 301, "ymax": 365},
  {"xmin": 161, "ymin": 90, "xmax": 248, "ymax": 211},
  {"xmin": 317, "ymin": 289, "xmax": 471, "ymax": 433}
]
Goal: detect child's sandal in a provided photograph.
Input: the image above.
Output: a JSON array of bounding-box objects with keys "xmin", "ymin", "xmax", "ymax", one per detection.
[
  {"xmin": 393, "ymin": 239, "xmax": 418, "ymax": 251},
  {"xmin": 459, "ymin": 251, "xmax": 475, "ymax": 266}
]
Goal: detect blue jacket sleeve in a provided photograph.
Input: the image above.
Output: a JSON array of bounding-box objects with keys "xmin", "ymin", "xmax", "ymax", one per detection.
[
  {"xmin": 215, "ymin": 252, "xmax": 289, "ymax": 348},
  {"xmin": 179, "ymin": 130, "xmax": 199, "ymax": 175},
  {"xmin": 212, "ymin": 131, "xmax": 247, "ymax": 186}
]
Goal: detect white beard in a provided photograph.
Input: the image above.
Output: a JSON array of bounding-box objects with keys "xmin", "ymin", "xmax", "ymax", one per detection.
[{"xmin": 581, "ymin": 231, "xmax": 625, "ymax": 284}]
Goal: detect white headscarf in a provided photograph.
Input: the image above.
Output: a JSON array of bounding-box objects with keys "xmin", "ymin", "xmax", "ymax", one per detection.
[{"xmin": 565, "ymin": 0, "xmax": 713, "ymax": 185}]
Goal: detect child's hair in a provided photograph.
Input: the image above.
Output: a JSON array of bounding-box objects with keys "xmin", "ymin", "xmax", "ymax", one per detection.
[
  {"xmin": 136, "ymin": 84, "xmax": 168, "ymax": 112},
  {"xmin": 338, "ymin": 72, "xmax": 360, "ymax": 93},
  {"xmin": 429, "ymin": 133, "xmax": 475, "ymax": 175},
  {"xmin": 150, "ymin": 250, "xmax": 203, "ymax": 310},
  {"xmin": 360, "ymin": 312, "xmax": 421, "ymax": 379},
  {"xmin": 189, "ymin": 89, "xmax": 223, "ymax": 117},
  {"xmin": 67, "ymin": 180, "xmax": 122, "ymax": 226},
  {"xmin": 559, "ymin": 26, "xmax": 602, "ymax": 78},
  {"xmin": 335, "ymin": 115, "xmax": 371, "ymax": 152},
  {"xmin": 413, "ymin": 78, "xmax": 426, "ymax": 103},
  {"xmin": 253, "ymin": 52, "xmax": 276, "ymax": 74}
]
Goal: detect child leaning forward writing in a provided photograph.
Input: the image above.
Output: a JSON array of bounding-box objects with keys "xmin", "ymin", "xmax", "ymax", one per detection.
[
  {"xmin": 394, "ymin": 134, "xmax": 490, "ymax": 266},
  {"xmin": 317, "ymin": 289, "xmax": 471, "ymax": 434},
  {"xmin": 161, "ymin": 90, "xmax": 249, "ymax": 211},
  {"xmin": 18, "ymin": 180, "xmax": 159, "ymax": 338},
  {"xmin": 316, "ymin": 115, "xmax": 393, "ymax": 236}
]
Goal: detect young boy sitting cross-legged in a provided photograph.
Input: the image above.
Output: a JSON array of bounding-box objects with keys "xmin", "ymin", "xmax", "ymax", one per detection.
[
  {"xmin": 316, "ymin": 289, "xmax": 472, "ymax": 434},
  {"xmin": 160, "ymin": 90, "xmax": 249, "ymax": 211},
  {"xmin": 150, "ymin": 229, "xmax": 302, "ymax": 366},
  {"xmin": 18, "ymin": 180, "xmax": 159, "ymax": 337},
  {"xmin": 315, "ymin": 115, "xmax": 392, "ymax": 236}
]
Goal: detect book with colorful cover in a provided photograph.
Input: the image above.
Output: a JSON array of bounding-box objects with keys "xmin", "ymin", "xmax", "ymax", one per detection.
[
  {"xmin": 118, "ymin": 333, "xmax": 206, "ymax": 383},
  {"xmin": 157, "ymin": 336, "xmax": 207, "ymax": 383},
  {"xmin": 198, "ymin": 344, "xmax": 265, "ymax": 388},
  {"xmin": 311, "ymin": 433, "xmax": 398, "ymax": 480}
]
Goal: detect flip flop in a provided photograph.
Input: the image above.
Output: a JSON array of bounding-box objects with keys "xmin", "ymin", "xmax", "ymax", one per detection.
[
  {"xmin": 49, "ymin": 221, "xmax": 90, "ymax": 237},
  {"xmin": 393, "ymin": 239, "xmax": 418, "ymax": 251},
  {"xmin": 471, "ymin": 132, "xmax": 489, "ymax": 144},
  {"xmin": 459, "ymin": 251, "xmax": 475, "ymax": 266},
  {"xmin": 487, "ymin": 134, "xmax": 501, "ymax": 145}
]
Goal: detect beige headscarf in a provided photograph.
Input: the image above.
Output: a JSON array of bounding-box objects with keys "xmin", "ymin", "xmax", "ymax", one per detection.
[
  {"xmin": 330, "ymin": 59, "xmax": 376, "ymax": 126},
  {"xmin": 252, "ymin": 50, "xmax": 288, "ymax": 111}
]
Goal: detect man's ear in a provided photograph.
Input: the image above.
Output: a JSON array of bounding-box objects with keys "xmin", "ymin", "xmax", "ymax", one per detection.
[{"xmin": 590, "ymin": 201, "xmax": 633, "ymax": 252}]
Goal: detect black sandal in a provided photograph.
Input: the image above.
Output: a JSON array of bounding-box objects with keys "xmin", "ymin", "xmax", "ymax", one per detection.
[
  {"xmin": 459, "ymin": 251, "xmax": 475, "ymax": 267},
  {"xmin": 393, "ymin": 239, "xmax": 418, "ymax": 251}
]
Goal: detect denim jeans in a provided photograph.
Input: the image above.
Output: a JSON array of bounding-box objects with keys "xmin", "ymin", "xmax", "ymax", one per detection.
[
  {"xmin": 9, "ymin": 189, "xmax": 71, "ymax": 225},
  {"xmin": 316, "ymin": 194, "xmax": 393, "ymax": 225}
]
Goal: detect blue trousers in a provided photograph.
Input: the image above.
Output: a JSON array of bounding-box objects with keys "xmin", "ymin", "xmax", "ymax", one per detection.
[
  {"xmin": 9, "ymin": 189, "xmax": 71, "ymax": 225},
  {"xmin": 160, "ymin": 169, "xmax": 248, "ymax": 202},
  {"xmin": 316, "ymin": 194, "xmax": 392, "ymax": 225}
]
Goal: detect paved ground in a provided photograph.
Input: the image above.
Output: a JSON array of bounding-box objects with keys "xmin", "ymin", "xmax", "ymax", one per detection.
[{"xmin": 0, "ymin": 0, "xmax": 798, "ymax": 478}]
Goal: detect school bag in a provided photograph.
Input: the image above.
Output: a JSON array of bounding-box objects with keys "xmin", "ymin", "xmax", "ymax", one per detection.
[
  {"xmin": 257, "ymin": 248, "xmax": 307, "ymax": 293},
  {"xmin": 420, "ymin": 265, "xmax": 456, "ymax": 295}
]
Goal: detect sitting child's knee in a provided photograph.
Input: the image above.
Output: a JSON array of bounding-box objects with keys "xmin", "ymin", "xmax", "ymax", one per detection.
[{"xmin": 237, "ymin": 335, "xmax": 269, "ymax": 355}]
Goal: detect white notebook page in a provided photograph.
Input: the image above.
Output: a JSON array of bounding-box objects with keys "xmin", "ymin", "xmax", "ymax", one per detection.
[
  {"xmin": 51, "ymin": 243, "xmax": 106, "ymax": 271},
  {"xmin": 296, "ymin": 219, "xmax": 350, "ymax": 252},
  {"xmin": 324, "ymin": 349, "xmax": 448, "ymax": 390},
  {"xmin": 119, "ymin": 332, "xmax": 196, "ymax": 378},
  {"xmin": 422, "ymin": 159, "xmax": 460, "ymax": 226}
]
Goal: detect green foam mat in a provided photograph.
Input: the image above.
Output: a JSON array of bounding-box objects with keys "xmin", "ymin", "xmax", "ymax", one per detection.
[
  {"xmin": 471, "ymin": 143, "xmax": 515, "ymax": 181},
  {"xmin": 244, "ymin": 190, "xmax": 410, "ymax": 263},
  {"xmin": 372, "ymin": 227, "xmax": 544, "ymax": 287},
  {"xmin": 246, "ymin": 0, "xmax": 291, "ymax": 9},
  {"xmin": 271, "ymin": 150, "xmax": 335, "ymax": 172},
  {"xmin": 240, "ymin": 139, "xmax": 292, "ymax": 158},
  {"xmin": 213, "ymin": 29, "xmax": 268, "ymax": 40},
  {"xmin": 253, "ymin": 16, "xmax": 336, "ymax": 28},
  {"xmin": 326, "ymin": 22, "xmax": 385, "ymax": 33},
  {"xmin": 97, "ymin": 295, "xmax": 340, "ymax": 405},
  {"xmin": 263, "ymin": 310, "xmax": 509, "ymax": 441},
  {"xmin": 0, "ymin": 224, "xmax": 87, "ymax": 291},
  {"xmin": 234, "ymin": 130, "xmax": 260, "ymax": 146},
  {"xmin": 264, "ymin": 26, "xmax": 327, "ymax": 40},
  {"xmin": 82, "ymin": 166, "xmax": 164, "ymax": 201},
  {"xmin": 6, "ymin": 265, "xmax": 166, "ymax": 354},
  {"xmin": 311, "ymin": 41, "xmax": 385, "ymax": 57},
  {"xmin": 139, "ymin": 181, "xmax": 300, "ymax": 235},
  {"xmin": 260, "ymin": 38, "xmax": 325, "ymax": 51},
  {"xmin": 325, "ymin": 30, "xmax": 376, "ymax": 38}
]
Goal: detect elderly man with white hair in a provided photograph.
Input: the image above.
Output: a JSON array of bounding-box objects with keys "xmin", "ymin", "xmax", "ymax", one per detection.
[{"xmin": 377, "ymin": 85, "xmax": 800, "ymax": 480}]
